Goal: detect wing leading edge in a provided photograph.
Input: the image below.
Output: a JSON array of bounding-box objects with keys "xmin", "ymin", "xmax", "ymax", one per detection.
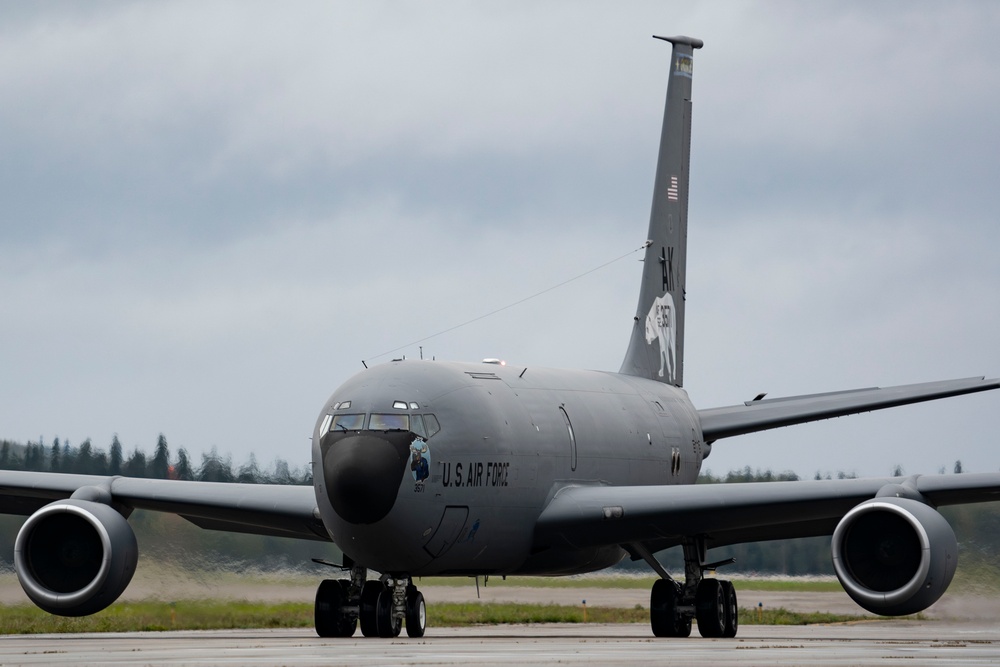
[
  {"xmin": 0, "ymin": 470, "xmax": 329, "ymax": 541},
  {"xmin": 698, "ymin": 376, "xmax": 1000, "ymax": 442},
  {"xmin": 533, "ymin": 472, "xmax": 1000, "ymax": 553}
]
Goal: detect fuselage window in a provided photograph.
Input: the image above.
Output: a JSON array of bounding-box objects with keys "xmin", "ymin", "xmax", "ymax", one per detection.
[
  {"xmin": 392, "ymin": 400, "xmax": 408, "ymax": 410},
  {"xmin": 369, "ymin": 413, "xmax": 410, "ymax": 431},
  {"xmin": 332, "ymin": 414, "xmax": 365, "ymax": 431}
]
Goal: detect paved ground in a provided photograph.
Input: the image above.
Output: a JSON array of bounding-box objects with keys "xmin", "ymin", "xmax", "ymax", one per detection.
[
  {"xmin": 3, "ymin": 571, "xmax": 1000, "ymax": 665},
  {"xmin": 1, "ymin": 622, "xmax": 998, "ymax": 666}
]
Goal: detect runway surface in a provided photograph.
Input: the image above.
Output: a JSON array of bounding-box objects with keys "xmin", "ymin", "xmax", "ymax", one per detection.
[{"xmin": 1, "ymin": 621, "xmax": 998, "ymax": 666}]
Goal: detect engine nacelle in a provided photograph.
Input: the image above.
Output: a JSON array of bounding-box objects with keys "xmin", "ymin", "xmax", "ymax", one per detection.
[
  {"xmin": 14, "ymin": 499, "xmax": 138, "ymax": 616},
  {"xmin": 831, "ymin": 497, "xmax": 957, "ymax": 616}
]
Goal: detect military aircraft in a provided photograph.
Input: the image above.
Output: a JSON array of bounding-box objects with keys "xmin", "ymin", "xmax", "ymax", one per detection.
[{"xmin": 2, "ymin": 35, "xmax": 999, "ymax": 640}]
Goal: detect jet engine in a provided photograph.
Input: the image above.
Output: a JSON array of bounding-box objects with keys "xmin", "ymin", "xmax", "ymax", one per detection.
[
  {"xmin": 14, "ymin": 499, "xmax": 138, "ymax": 616},
  {"xmin": 831, "ymin": 497, "xmax": 957, "ymax": 616}
]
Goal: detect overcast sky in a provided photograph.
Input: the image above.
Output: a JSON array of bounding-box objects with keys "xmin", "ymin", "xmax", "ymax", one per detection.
[{"xmin": 2, "ymin": 1, "xmax": 998, "ymax": 479}]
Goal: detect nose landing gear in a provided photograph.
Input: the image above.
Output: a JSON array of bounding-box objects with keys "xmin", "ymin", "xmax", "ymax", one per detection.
[{"xmin": 314, "ymin": 564, "xmax": 427, "ymax": 638}]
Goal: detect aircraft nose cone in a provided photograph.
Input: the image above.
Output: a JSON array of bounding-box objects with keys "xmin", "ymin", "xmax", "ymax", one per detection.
[{"xmin": 321, "ymin": 431, "xmax": 412, "ymax": 524}]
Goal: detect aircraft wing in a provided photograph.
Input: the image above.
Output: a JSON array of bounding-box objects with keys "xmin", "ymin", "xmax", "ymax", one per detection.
[
  {"xmin": 0, "ymin": 470, "xmax": 330, "ymax": 541},
  {"xmin": 533, "ymin": 472, "xmax": 1000, "ymax": 553},
  {"xmin": 698, "ymin": 376, "xmax": 1000, "ymax": 442}
]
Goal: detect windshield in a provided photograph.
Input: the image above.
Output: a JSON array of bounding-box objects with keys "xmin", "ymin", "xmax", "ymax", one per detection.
[
  {"xmin": 332, "ymin": 414, "xmax": 365, "ymax": 431},
  {"xmin": 368, "ymin": 413, "xmax": 409, "ymax": 430}
]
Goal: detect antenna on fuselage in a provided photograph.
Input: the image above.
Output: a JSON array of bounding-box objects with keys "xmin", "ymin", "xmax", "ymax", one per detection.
[{"xmin": 360, "ymin": 243, "xmax": 647, "ymax": 366}]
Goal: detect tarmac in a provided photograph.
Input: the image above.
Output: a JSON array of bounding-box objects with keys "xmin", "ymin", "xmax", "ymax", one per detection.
[
  {"xmin": 2, "ymin": 574, "xmax": 1000, "ymax": 665},
  {"xmin": 1, "ymin": 621, "xmax": 998, "ymax": 666}
]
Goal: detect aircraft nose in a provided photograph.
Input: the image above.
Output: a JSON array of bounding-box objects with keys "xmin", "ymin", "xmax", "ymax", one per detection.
[{"xmin": 321, "ymin": 431, "xmax": 412, "ymax": 524}]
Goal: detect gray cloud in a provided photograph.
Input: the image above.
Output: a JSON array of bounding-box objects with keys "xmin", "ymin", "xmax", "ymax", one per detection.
[{"xmin": 2, "ymin": 1, "xmax": 998, "ymax": 478}]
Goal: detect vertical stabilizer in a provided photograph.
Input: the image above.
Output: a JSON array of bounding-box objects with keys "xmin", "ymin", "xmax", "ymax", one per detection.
[{"xmin": 620, "ymin": 35, "xmax": 702, "ymax": 387}]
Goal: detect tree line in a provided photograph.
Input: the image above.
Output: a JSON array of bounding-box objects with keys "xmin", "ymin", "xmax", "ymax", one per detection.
[
  {"xmin": 0, "ymin": 439, "xmax": 996, "ymax": 576},
  {"xmin": 638, "ymin": 466, "xmax": 1000, "ymax": 576},
  {"xmin": 0, "ymin": 435, "xmax": 324, "ymax": 571},
  {"xmin": 0, "ymin": 435, "xmax": 311, "ymax": 485}
]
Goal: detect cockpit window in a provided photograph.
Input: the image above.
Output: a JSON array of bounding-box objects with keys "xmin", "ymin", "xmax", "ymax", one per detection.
[
  {"xmin": 323, "ymin": 411, "xmax": 439, "ymax": 436},
  {"xmin": 369, "ymin": 413, "xmax": 409, "ymax": 430},
  {"xmin": 332, "ymin": 414, "xmax": 365, "ymax": 431},
  {"xmin": 424, "ymin": 414, "xmax": 441, "ymax": 438}
]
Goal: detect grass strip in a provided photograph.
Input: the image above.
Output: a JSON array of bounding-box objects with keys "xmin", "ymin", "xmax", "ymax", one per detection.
[
  {"xmin": 0, "ymin": 601, "xmax": 313, "ymax": 634},
  {"xmin": 0, "ymin": 600, "xmax": 876, "ymax": 634},
  {"xmin": 417, "ymin": 576, "xmax": 844, "ymax": 592}
]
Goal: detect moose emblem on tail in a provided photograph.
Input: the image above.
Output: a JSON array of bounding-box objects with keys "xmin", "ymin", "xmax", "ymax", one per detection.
[{"xmin": 644, "ymin": 292, "xmax": 676, "ymax": 383}]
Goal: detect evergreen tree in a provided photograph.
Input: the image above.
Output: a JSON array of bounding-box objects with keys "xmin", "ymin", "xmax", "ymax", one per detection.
[
  {"xmin": 0, "ymin": 441, "xmax": 10, "ymax": 468},
  {"xmin": 954, "ymin": 460, "xmax": 963, "ymax": 474},
  {"xmin": 77, "ymin": 439, "xmax": 94, "ymax": 474},
  {"xmin": 198, "ymin": 447, "xmax": 233, "ymax": 483},
  {"xmin": 92, "ymin": 450, "xmax": 109, "ymax": 475},
  {"xmin": 272, "ymin": 458, "xmax": 292, "ymax": 485},
  {"xmin": 299, "ymin": 464, "xmax": 313, "ymax": 486},
  {"xmin": 151, "ymin": 434, "xmax": 170, "ymax": 479},
  {"xmin": 237, "ymin": 453, "xmax": 261, "ymax": 483},
  {"xmin": 174, "ymin": 448, "xmax": 194, "ymax": 480},
  {"xmin": 25, "ymin": 443, "xmax": 41, "ymax": 471},
  {"xmin": 50, "ymin": 437, "xmax": 61, "ymax": 472},
  {"xmin": 61, "ymin": 440, "xmax": 74, "ymax": 472},
  {"xmin": 109, "ymin": 435, "xmax": 123, "ymax": 475},
  {"xmin": 123, "ymin": 448, "xmax": 147, "ymax": 478}
]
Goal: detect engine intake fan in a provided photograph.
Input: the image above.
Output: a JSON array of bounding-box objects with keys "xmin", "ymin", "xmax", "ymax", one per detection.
[
  {"xmin": 14, "ymin": 499, "xmax": 138, "ymax": 616},
  {"xmin": 831, "ymin": 497, "xmax": 957, "ymax": 616}
]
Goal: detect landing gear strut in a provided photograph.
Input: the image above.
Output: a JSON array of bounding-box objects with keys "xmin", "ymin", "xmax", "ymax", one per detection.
[
  {"xmin": 314, "ymin": 564, "xmax": 427, "ymax": 638},
  {"xmin": 646, "ymin": 538, "xmax": 738, "ymax": 638}
]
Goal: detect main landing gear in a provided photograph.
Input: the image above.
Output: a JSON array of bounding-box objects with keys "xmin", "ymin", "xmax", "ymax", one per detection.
[
  {"xmin": 646, "ymin": 538, "xmax": 738, "ymax": 638},
  {"xmin": 314, "ymin": 564, "xmax": 426, "ymax": 638}
]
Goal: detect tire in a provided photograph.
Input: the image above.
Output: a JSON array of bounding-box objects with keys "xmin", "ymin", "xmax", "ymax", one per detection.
[
  {"xmin": 650, "ymin": 579, "xmax": 681, "ymax": 637},
  {"xmin": 695, "ymin": 579, "xmax": 725, "ymax": 638},
  {"xmin": 720, "ymin": 580, "xmax": 738, "ymax": 638},
  {"xmin": 359, "ymin": 581, "xmax": 383, "ymax": 637},
  {"xmin": 376, "ymin": 584, "xmax": 401, "ymax": 638},
  {"xmin": 315, "ymin": 579, "xmax": 356, "ymax": 638},
  {"xmin": 315, "ymin": 579, "xmax": 341, "ymax": 638},
  {"xmin": 405, "ymin": 587, "xmax": 427, "ymax": 638}
]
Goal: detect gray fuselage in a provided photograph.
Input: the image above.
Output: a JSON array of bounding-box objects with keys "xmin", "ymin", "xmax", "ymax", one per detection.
[{"xmin": 312, "ymin": 360, "xmax": 705, "ymax": 577}]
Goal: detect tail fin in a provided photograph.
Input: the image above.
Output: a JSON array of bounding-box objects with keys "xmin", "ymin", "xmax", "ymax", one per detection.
[{"xmin": 619, "ymin": 35, "xmax": 702, "ymax": 387}]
